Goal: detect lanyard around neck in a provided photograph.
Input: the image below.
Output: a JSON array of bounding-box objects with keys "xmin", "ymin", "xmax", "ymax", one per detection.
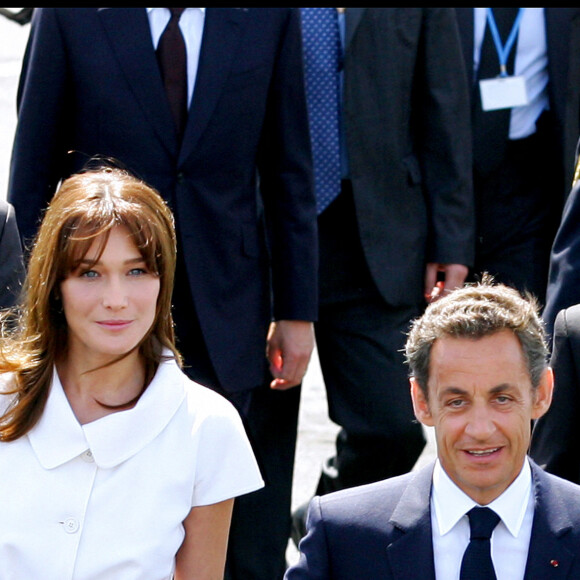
[{"xmin": 485, "ymin": 7, "xmax": 525, "ymax": 77}]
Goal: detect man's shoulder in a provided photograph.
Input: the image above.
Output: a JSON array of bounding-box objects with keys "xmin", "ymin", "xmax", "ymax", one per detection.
[
  {"xmin": 557, "ymin": 303, "xmax": 580, "ymax": 330},
  {"xmin": 316, "ymin": 466, "xmax": 429, "ymax": 523},
  {"xmin": 533, "ymin": 461, "xmax": 580, "ymax": 522}
]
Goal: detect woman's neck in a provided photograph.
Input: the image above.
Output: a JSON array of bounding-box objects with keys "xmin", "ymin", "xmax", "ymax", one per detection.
[{"xmin": 56, "ymin": 350, "xmax": 147, "ymax": 425}]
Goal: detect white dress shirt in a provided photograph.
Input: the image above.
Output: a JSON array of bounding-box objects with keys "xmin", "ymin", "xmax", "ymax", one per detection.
[
  {"xmin": 0, "ymin": 353, "xmax": 263, "ymax": 579},
  {"xmin": 431, "ymin": 458, "xmax": 534, "ymax": 580},
  {"xmin": 473, "ymin": 7, "xmax": 549, "ymax": 140},
  {"xmin": 147, "ymin": 7, "xmax": 205, "ymax": 107}
]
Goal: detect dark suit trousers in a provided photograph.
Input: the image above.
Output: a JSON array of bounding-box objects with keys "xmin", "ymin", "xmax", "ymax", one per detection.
[
  {"xmin": 173, "ymin": 252, "xmax": 300, "ymax": 580},
  {"xmin": 469, "ymin": 112, "xmax": 562, "ymax": 307},
  {"xmin": 314, "ymin": 185, "xmax": 426, "ymax": 495}
]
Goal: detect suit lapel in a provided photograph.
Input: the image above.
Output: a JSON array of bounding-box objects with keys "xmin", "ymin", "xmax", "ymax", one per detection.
[
  {"xmin": 179, "ymin": 8, "xmax": 247, "ymax": 164},
  {"xmin": 386, "ymin": 463, "xmax": 437, "ymax": 580},
  {"xmin": 97, "ymin": 8, "xmax": 178, "ymax": 157},
  {"xmin": 524, "ymin": 462, "xmax": 577, "ymax": 578},
  {"xmin": 345, "ymin": 8, "xmax": 365, "ymax": 53}
]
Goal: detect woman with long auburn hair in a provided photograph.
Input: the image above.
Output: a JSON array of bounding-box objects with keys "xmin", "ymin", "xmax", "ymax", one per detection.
[{"xmin": 0, "ymin": 165, "xmax": 263, "ymax": 579}]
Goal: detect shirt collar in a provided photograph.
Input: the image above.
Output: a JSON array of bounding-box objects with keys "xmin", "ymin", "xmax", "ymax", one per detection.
[
  {"xmin": 28, "ymin": 352, "xmax": 186, "ymax": 469},
  {"xmin": 432, "ymin": 457, "xmax": 532, "ymax": 538}
]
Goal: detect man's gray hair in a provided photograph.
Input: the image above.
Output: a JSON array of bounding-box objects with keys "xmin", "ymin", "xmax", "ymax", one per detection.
[{"xmin": 405, "ymin": 277, "xmax": 548, "ymax": 397}]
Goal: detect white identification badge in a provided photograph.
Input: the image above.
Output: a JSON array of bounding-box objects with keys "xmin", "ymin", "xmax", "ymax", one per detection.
[{"xmin": 479, "ymin": 75, "xmax": 528, "ymax": 111}]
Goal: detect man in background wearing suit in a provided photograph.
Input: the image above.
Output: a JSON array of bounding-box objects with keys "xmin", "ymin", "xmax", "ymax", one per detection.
[
  {"xmin": 7, "ymin": 8, "xmax": 317, "ymax": 579},
  {"xmin": 287, "ymin": 280, "xmax": 580, "ymax": 579},
  {"xmin": 541, "ymin": 146, "xmax": 580, "ymax": 339},
  {"xmin": 0, "ymin": 199, "xmax": 24, "ymax": 308},
  {"xmin": 531, "ymin": 302, "xmax": 580, "ymax": 485},
  {"xmin": 455, "ymin": 8, "xmax": 580, "ymax": 305},
  {"xmin": 292, "ymin": 7, "xmax": 474, "ymax": 541}
]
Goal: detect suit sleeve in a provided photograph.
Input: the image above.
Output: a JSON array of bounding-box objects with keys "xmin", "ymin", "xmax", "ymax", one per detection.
[
  {"xmin": 0, "ymin": 202, "xmax": 25, "ymax": 308},
  {"xmin": 7, "ymin": 7, "xmax": 72, "ymax": 247},
  {"xmin": 418, "ymin": 8, "xmax": 475, "ymax": 267},
  {"xmin": 543, "ymin": 180, "xmax": 580, "ymax": 339},
  {"xmin": 285, "ymin": 497, "xmax": 331, "ymax": 580},
  {"xmin": 530, "ymin": 306, "xmax": 580, "ymax": 484},
  {"xmin": 256, "ymin": 8, "xmax": 318, "ymax": 322}
]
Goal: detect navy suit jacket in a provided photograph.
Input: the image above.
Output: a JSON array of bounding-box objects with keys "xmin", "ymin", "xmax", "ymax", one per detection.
[
  {"xmin": 7, "ymin": 8, "xmax": 317, "ymax": 392},
  {"xmin": 531, "ymin": 304, "xmax": 580, "ymax": 484},
  {"xmin": 543, "ymin": 177, "xmax": 580, "ymax": 338},
  {"xmin": 286, "ymin": 461, "xmax": 580, "ymax": 579}
]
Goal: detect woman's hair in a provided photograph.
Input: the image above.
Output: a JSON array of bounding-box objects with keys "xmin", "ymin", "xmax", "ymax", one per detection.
[{"xmin": 0, "ymin": 165, "xmax": 180, "ymax": 441}]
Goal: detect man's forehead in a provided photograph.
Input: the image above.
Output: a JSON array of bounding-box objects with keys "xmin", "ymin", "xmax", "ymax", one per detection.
[
  {"xmin": 430, "ymin": 330, "xmax": 523, "ymax": 358},
  {"xmin": 428, "ymin": 331, "xmax": 531, "ymax": 389},
  {"xmin": 435, "ymin": 382, "xmax": 522, "ymax": 399}
]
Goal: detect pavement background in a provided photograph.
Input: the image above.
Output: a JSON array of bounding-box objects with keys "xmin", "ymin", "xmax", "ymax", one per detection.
[{"xmin": 0, "ymin": 11, "xmax": 436, "ymax": 569}]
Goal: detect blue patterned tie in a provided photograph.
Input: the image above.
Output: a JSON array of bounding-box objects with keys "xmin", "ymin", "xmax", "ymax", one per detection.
[{"xmin": 301, "ymin": 8, "xmax": 342, "ymax": 215}]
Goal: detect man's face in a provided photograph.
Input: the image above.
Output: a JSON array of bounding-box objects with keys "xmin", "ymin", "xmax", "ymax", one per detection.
[{"xmin": 411, "ymin": 329, "xmax": 552, "ymax": 505}]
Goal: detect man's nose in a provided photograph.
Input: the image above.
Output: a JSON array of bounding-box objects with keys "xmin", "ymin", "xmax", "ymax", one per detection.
[{"xmin": 464, "ymin": 405, "xmax": 497, "ymax": 440}]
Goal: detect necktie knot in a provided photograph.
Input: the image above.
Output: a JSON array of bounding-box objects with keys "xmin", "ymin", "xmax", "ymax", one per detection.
[
  {"xmin": 169, "ymin": 7, "xmax": 185, "ymax": 21},
  {"xmin": 467, "ymin": 507, "xmax": 501, "ymax": 540}
]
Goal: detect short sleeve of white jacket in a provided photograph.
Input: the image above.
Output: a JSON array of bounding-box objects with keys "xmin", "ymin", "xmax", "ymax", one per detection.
[{"xmin": 0, "ymin": 354, "xmax": 264, "ymax": 580}]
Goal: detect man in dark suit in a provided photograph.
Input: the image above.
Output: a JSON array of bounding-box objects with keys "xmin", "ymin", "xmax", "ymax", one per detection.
[
  {"xmin": 531, "ymin": 304, "xmax": 580, "ymax": 484},
  {"xmin": 0, "ymin": 199, "xmax": 24, "ymax": 308},
  {"xmin": 455, "ymin": 8, "xmax": 580, "ymax": 305},
  {"xmin": 541, "ymin": 149, "xmax": 580, "ymax": 339},
  {"xmin": 287, "ymin": 281, "xmax": 580, "ymax": 579},
  {"xmin": 293, "ymin": 7, "xmax": 474, "ymax": 531},
  {"xmin": 7, "ymin": 8, "xmax": 317, "ymax": 579}
]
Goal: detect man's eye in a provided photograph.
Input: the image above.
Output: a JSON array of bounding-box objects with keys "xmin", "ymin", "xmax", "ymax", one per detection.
[{"xmin": 448, "ymin": 399, "xmax": 464, "ymax": 408}]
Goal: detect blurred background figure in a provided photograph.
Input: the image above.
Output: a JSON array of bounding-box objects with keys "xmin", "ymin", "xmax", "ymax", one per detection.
[
  {"xmin": 455, "ymin": 7, "xmax": 580, "ymax": 306},
  {"xmin": 531, "ymin": 302, "xmax": 580, "ymax": 484},
  {"xmin": 292, "ymin": 7, "xmax": 474, "ymax": 546},
  {"xmin": 0, "ymin": 198, "xmax": 24, "ymax": 308}
]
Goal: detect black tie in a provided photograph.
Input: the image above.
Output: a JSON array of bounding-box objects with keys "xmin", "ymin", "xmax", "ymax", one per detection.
[
  {"xmin": 460, "ymin": 507, "xmax": 501, "ymax": 580},
  {"xmin": 472, "ymin": 7, "xmax": 520, "ymax": 176},
  {"xmin": 156, "ymin": 8, "xmax": 188, "ymax": 141}
]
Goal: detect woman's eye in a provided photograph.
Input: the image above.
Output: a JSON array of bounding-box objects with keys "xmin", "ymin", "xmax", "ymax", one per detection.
[
  {"xmin": 128, "ymin": 268, "xmax": 148, "ymax": 276},
  {"xmin": 80, "ymin": 270, "xmax": 99, "ymax": 278}
]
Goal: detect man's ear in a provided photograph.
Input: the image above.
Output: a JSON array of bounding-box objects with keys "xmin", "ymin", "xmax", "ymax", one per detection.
[
  {"xmin": 531, "ymin": 367, "xmax": 554, "ymax": 421},
  {"xmin": 410, "ymin": 377, "xmax": 434, "ymax": 427}
]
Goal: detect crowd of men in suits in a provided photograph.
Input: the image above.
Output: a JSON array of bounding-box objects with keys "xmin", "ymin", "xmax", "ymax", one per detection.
[{"xmin": 4, "ymin": 7, "xmax": 580, "ymax": 579}]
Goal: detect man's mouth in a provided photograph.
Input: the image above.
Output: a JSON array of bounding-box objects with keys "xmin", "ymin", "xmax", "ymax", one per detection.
[{"xmin": 466, "ymin": 448, "xmax": 500, "ymax": 456}]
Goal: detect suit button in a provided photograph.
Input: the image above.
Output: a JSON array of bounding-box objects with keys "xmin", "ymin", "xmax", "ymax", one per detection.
[{"xmin": 177, "ymin": 173, "xmax": 185, "ymax": 183}]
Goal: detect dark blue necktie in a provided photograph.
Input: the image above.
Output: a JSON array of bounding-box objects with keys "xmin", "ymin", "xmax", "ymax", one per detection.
[
  {"xmin": 301, "ymin": 8, "xmax": 342, "ymax": 215},
  {"xmin": 460, "ymin": 507, "xmax": 501, "ymax": 580}
]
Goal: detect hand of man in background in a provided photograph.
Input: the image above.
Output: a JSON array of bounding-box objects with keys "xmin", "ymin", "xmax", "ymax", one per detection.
[{"xmin": 267, "ymin": 320, "xmax": 315, "ymax": 390}]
